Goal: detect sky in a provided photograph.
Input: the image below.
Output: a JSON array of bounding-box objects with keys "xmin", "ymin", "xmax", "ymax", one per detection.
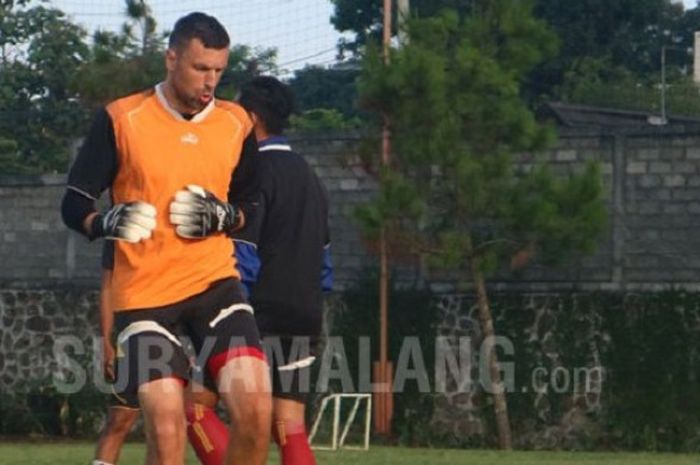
[
  {"xmin": 45, "ymin": 0, "xmax": 700, "ymax": 75},
  {"xmin": 46, "ymin": 0, "xmax": 349, "ymax": 75}
]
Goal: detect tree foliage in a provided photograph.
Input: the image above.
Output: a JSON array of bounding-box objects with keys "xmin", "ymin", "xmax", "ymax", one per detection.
[
  {"xmin": 288, "ymin": 64, "xmax": 361, "ymax": 118},
  {"xmin": 75, "ymin": 0, "xmax": 167, "ymax": 107},
  {"xmin": 356, "ymin": 3, "xmax": 606, "ymax": 286},
  {"xmin": 0, "ymin": 1, "xmax": 89, "ymax": 174},
  {"xmin": 331, "ymin": 0, "xmax": 695, "ymax": 106},
  {"xmin": 531, "ymin": 0, "xmax": 687, "ymax": 100},
  {"xmin": 0, "ymin": 0, "xmax": 279, "ymax": 174},
  {"xmin": 356, "ymin": 4, "xmax": 607, "ymax": 445},
  {"xmin": 330, "ymin": 0, "xmax": 473, "ymax": 55},
  {"xmin": 290, "ymin": 108, "xmax": 361, "ymax": 131},
  {"xmin": 217, "ymin": 44, "xmax": 278, "ymax": 100}
]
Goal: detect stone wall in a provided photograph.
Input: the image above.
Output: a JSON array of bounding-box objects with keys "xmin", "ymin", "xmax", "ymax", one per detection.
[
  {"xmin": 0, "ymin": 288, "xmax": 99, "ymax": 393},
  {"xmin": 430, "ymin": 292, "xmax": 607, "ymax": 448}
]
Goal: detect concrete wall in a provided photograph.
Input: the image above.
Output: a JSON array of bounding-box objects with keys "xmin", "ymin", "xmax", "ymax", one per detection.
[{"xmin": 2, "ymin": 128, "xmax": 700, "ymax": 291}]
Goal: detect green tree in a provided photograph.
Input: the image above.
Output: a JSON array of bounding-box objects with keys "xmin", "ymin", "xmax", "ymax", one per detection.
[
  {"xmin": 356, "ymin": 3, "xmax": 606, "ymax": 448},
  {"xmin": 331, "ymin": 0, "xmax": 473, "ymax": 55},
  {"xmin": 217, "ymin": 44, "xmax": 278, "ymax": 100},
  {"xmin": 0, "ymin": 1, "xmax": 89, "ymax": 174},
  {"xmin": 288, "ymin": 64, "xmax": 361, "ymax": 118},
  {"xmin": 76, "ymin": 2, "xmax": 277, "ymax": 106},
  {"xmin": 532, "ymin": 0, "xmax": 687, "ymax": 100},
  {"xmin": 330, "ymin": 0, "xmax": 692, "ymax": 102},
  {"xmin": 289, "ymin": 108, "xmax": 360, "ymax": 131},
  {"xmin": 558, "ymin": 55, "xmax": 700, "ymax": 116},
  {"xmin": 0, "ymin": 136, "xmax": 21, "ymax": 174},
  {"xmin": 75, "ymin": 0, "xmax": 166, "ymax": 106}
]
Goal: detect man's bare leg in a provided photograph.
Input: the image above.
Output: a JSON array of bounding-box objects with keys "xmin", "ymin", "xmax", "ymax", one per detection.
[
  {"xmin": 138, "ymin": 378, "xmax": 186, "ymax": 465},
  {"xmin": 217, "ymin": 357, "xmax": 272, "ymax": 465},
  {"xmin": 93, "ymin": 406, "xmax": 140, "ymax": 465}
]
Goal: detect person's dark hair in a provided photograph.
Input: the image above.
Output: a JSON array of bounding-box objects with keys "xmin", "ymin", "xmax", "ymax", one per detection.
[
  {"xmin": 238, "ymin": 76, "xmax": 294, "ymax": 135},
  {"xmin": 168, "ymin": 12, "xmax": 230, "ymax": 51}
]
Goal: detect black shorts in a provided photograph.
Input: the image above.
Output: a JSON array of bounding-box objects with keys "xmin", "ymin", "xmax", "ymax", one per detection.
[
  {"xmin": 108, "ymin": 361, "xmax": 140, "ymax": 409},
  {"xmin": 262, "ymin": 335, "xmax": 320, "ymax": 402},
  {"xmin": 112, "ymin": 278, "xmax": 263, "ymax": 405}
]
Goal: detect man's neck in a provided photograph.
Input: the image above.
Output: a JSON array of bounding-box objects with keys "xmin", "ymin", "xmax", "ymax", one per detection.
[{"xmin": 161, "ymin": 80, "xmax": 198, "ymax": 117}]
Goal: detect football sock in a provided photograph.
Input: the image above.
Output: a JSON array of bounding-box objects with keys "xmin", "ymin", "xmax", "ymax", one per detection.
[
  {"xmin": 185, "ymin": 404, "xmax": 229, "ymax": 465},
  {"xmin": 274, "ymin": 421, "xmax": 316, "ymax": 465}
]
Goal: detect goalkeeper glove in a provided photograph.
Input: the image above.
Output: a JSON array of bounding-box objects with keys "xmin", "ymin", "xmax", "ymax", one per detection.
[
  {"xmin": 169, "ymin": 184, "xmax": 241, "ymax": 239},
  {"xmin": 91, "ymin": 201, "xmax": 157, "ymax": 243}
]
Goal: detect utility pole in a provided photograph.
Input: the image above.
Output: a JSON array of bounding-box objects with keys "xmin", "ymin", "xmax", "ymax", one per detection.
[{"xmin": 373, "ymin": 0, "xmax": 394, "ymax": 437}]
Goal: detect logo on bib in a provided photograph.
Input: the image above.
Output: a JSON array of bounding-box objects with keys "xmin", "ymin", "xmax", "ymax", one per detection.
[{"xmin": 181, "ymin": 132, "xmax": 199, "ymax": 145}]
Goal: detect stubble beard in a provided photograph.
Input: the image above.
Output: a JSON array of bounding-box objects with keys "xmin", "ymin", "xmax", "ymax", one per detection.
[{"xmin": 172, "ymin": 80, "xmax": 206, "ymax": 115}]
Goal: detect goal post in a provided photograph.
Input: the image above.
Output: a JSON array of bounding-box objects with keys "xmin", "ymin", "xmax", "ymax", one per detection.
[{"xmin": 308, "ymin": 393, "xmax": 372, "ymax": 451}]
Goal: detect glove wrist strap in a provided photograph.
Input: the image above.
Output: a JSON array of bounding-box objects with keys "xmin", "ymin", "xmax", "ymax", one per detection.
[{"xmin": 89, "ymin": 213, "xmax": 105, "ymax": 241}]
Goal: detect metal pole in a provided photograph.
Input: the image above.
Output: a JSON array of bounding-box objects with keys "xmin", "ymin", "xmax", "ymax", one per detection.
[{"xmin": 373, "ymin": 0, "xmax": 394, "ymax": 437}]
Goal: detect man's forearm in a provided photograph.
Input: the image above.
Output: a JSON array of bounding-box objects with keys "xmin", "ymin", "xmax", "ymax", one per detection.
[{"xmin": 84, "ymin": 212, "xmax": 99, "ymax": 238}]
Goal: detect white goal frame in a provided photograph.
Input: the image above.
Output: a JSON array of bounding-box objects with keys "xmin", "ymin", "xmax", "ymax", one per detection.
[{"xmin": 308, "ymin": 393, "xmax": 372, "ymax": 451}]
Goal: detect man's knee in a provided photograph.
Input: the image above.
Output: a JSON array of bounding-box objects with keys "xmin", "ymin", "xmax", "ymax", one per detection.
[
  {"xmin": 233, "ymin": 396, "xmax": 272, "ymax": 452},
  {"xmin": 242, "ymin": 390, "xmax": 273, "ymax": 421},
  {"xmin": 139, "ymin": 379, "xmax": 186, "ymax": 437},
  {"xmin": 221, "ymin": 386, "xmax": 271, "ymax": 436},
  {"xmin": 149, "ymin": 408, "xmax": 186, "ymax": 438}
]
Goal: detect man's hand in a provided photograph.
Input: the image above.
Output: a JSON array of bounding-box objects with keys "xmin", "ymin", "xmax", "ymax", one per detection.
[
  {"xmin": 102, "ymin": 341, "xmax": 116, "ymax": 382},
  {"xmin": 92, "ymin": 201, "xmax": 157, "ymax": 243},
  {"xmin": 169, "ymin": 184, "xmax": 240, "ymax": 238}
]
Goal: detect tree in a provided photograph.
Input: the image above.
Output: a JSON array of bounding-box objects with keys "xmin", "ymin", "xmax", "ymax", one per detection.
[
  {"xmin": 356, "ymin": 3, "xmax": 606, "ymax": 448},
  {"xmin": 330, "ymin": 0, "xmax": 472, "ymax": 55},
  {"xmin": 217, "ymin": 44, "xmax": 278, "ymax": 99},
  {"xmin": 532, "ymin": 0, "xmax": 687, "ymax": 100},
  {"xmin": 75, "ymin": 3, "xmax": 277, "ymax": 106},
  {"xmin": 289, "ymin": 108, "xmax": 360, "ymax": 131},
  {"xmin": 288, "ymin": 64, "xmax": 361, "ymax": 118},
  {"xmin": 75, "ymin": 0, "xmax": 167, "ymax": 107},
  {"xmin": 0, "ymin": 2, "xmax": 89, "ymax": 174},
  {"xmin": 330, "ymin": 0, "xmax": 692, "ymax": 102},
  {"xmin": 557, "ymin": 55, "xmax": 700, "ymax": 116}
]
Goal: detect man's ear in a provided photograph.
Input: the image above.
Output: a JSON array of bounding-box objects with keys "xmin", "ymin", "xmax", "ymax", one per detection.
[{"xmin": 165, "ymin": 48, "xmax": 177, "ymax": 72}]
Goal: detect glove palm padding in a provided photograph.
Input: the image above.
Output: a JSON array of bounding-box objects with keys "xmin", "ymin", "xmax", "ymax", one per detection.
[
  {"xmin": 169, "ymin": 185, "xmax": 239, "ymax": 239},
  {"xmin": 95, "ymin": 201, "xmax": 157, "ymax": 243}
]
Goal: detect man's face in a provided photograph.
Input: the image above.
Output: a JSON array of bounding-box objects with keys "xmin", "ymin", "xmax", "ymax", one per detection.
[{"xmin": 166, "ymin": 38, "xmax": 229, "ymax": 114}]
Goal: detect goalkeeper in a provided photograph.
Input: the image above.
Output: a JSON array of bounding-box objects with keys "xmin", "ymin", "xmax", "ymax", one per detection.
[{"xmin": 60, "ymin": 12, "xmax": 271, "ymax": 465}]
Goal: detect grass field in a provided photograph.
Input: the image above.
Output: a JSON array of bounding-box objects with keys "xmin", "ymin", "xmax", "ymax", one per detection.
[{"xmin": 0, "ymin": 442, "xmax": 697, "ymax": 465}]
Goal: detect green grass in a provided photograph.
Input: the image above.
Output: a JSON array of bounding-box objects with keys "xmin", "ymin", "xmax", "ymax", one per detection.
[{"xmin": 0, "ymin": 442, "xmax": 697, "ymax": 465}]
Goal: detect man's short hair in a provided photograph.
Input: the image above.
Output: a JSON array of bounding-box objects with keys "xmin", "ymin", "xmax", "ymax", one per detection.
[
  {"xmin": 168, "ymin": 12, "xmax": 230, "ymax": 51},
  {"xmin": 238, "ymin": 76, "xmax": 295, "ymax": 135}
]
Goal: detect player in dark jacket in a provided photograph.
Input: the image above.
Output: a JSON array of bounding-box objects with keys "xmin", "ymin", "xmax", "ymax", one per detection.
[{"xmin": 186, "ymin": 77, "xmax": 332, "ymax": 465}]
